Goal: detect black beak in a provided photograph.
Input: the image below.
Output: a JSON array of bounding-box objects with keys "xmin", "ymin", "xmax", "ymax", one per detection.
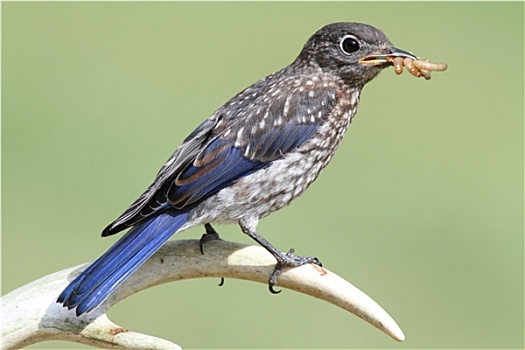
[{"xmin": 359, "ymin": 47, "xmax": 418, "ymax": 66}]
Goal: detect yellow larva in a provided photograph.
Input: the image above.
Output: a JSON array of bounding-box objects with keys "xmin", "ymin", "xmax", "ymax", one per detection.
[
  {"xmin": 387, "ymin": 56, "xmax": 447, "ymax": 80},
  {"xmin": 404, "ymin": 58, "xmax": 422, "ymax": 78},
  {"xmin": 393, "ymin": 57, "xmax": 404, "ymax": 75},
  {"xmin": 412, "ymin": 59, "xmax": 448, "ymax": 72},
  {"xmin": 419, "ymin": 69, "xmax": 432, "ymax": 80}
]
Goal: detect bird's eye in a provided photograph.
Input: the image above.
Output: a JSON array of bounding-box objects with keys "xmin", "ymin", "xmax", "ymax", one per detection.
[{"xmin": 340, "ymin": 35, "xmax": 360, "ymax": 55}]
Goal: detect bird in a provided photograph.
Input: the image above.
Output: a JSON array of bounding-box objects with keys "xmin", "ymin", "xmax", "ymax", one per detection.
[{"xmin": 57, "ymin": 22, "xmax": 418, "ymax": 316}]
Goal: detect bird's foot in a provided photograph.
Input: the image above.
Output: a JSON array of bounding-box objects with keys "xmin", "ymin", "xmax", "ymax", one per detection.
[
  {"xmin": 199, "ymin": 223, "xmax": 221, "ymax": 255},
  {"xmin": 200, "ymin": 223, "xmax": 225, "ymax": 286},
  {"xmin": 268, "ymin": 248, "xmax": 321, "ymax": 294},
  {"xmin": 239, "ymin": 226, "xmax": 321, "ymax": 294}
]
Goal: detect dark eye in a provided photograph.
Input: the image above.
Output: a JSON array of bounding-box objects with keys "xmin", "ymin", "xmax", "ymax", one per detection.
[{"xmin": 340, "ymin": 35, "xmax": 359, "ymax": 55}]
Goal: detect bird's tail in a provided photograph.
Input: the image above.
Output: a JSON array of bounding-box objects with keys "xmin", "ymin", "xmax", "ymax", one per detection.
[{"xmin": 57, "ymin": 211, "xmax": 188, "ymax": 316}]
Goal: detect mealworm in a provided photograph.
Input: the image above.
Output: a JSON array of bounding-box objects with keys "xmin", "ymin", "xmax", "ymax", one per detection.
[
  {"xmin": 393, "ymin": 57, "xmax": 404, "ymax": 75},
  {"xmin": 419, "ymin": 69, "xmax": 432, "ymax": 80},
  {"xmin": 386, "ymin": 56, "xmax": 447, "ymax": 80},
  {"xmin": 404, "ymin": 58, "xmax": 422, "ymax": 78},
  {"xmin": 412, "ymin": 59, "xmax": 448, "ymax": 72}
]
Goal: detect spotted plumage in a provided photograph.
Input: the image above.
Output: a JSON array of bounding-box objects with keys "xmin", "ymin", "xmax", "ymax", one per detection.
[{"xmin": 58, "ymin": 22, "xmax": 418, "ymax": 316}]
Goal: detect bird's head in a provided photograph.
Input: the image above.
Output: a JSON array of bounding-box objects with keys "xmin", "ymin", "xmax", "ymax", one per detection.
[{"xmin": 297, "ymin": 22, "xmax": 417, "ymax": 87}]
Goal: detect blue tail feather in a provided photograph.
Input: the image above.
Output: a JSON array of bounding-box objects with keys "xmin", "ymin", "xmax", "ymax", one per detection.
[{"xmin": 57, "ymin": 212, "xmax": 188, "ymax": 315}]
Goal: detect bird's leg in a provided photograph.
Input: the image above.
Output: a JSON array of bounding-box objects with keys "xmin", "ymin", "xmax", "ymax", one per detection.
[
  {"xmin": 240, "ymin": 226, "xmax": 321, "ymax": 294},
  {"xmin": 200, "ymin": 223, "xmax": 225, "ymax": 286},
  {"xmin": 199, "ymin": 223, "xmax": 221, "ymax": 255}
]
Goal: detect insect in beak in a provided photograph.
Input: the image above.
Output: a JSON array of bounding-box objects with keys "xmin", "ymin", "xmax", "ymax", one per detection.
[
  {"xmin": 359, "ymin": 47, "xmax": 418, "ymax": 67},
  {"xmin": 360, "ymin": 47, "xmax": 447, "ymax": 80}
]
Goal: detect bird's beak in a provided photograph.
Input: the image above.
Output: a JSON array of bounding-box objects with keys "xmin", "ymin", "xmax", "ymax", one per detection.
[{"xmin": 359, "ymin": 47, "xmax": 418, "ymax": 67}]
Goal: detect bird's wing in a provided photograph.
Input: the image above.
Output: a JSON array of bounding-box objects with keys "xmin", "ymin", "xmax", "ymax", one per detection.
[
  {"xmin": 102, "ymin": 115, "xmax": 223, "ymax": 235},
  {"xmin": 103, "ymin": 82, "xmax": 338, "ymax": 236}
]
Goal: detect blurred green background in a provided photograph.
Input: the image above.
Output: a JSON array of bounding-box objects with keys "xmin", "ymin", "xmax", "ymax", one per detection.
[{"xmin": 2, "ymin": 2, "xmax": 523, "ymax": 349}]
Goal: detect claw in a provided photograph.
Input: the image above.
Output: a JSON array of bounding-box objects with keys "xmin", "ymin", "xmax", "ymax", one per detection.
[
  {"xmin": 313, "ymin": 258, "xmax": 322, "ymax": 268},
  {"xmin": 239, "ymin": 226, "xmax": 322, "ymax": 297},
  {"xmin": 269, "ymin": 284, "xmax": 282, "ymax": 294},
  {"xmin": 199, "ymin": 223, "xmax": 220, "ymax": 255},
  {"xmin": 268, "ymin": 264, "xmax": 282, "ymax": 294},
  {"xmin": 266, "ymin": 250, "xmax": 322, "ymax": 295}
]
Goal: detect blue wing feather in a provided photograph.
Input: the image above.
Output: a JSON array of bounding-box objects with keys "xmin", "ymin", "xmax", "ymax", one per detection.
[{"xmin": 168, "ymin": 139, "xmax": 266, "ymax": 207}]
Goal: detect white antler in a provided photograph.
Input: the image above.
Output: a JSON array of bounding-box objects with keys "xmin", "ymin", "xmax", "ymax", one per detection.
[{"xmin": 2, "ymin": 239, "xmax": 404, "ymax": 349}]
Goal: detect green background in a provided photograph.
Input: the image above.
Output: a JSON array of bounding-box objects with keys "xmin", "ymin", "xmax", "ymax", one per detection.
[{"xmin": 2, "ymin": 2, "xmax": 523, "ymax": 349}]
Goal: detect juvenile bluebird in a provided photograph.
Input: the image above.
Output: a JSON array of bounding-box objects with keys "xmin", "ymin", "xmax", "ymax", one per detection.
[{"xmin": 58, "ymin": 22, "xmax": 418, "ymax": 316}]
